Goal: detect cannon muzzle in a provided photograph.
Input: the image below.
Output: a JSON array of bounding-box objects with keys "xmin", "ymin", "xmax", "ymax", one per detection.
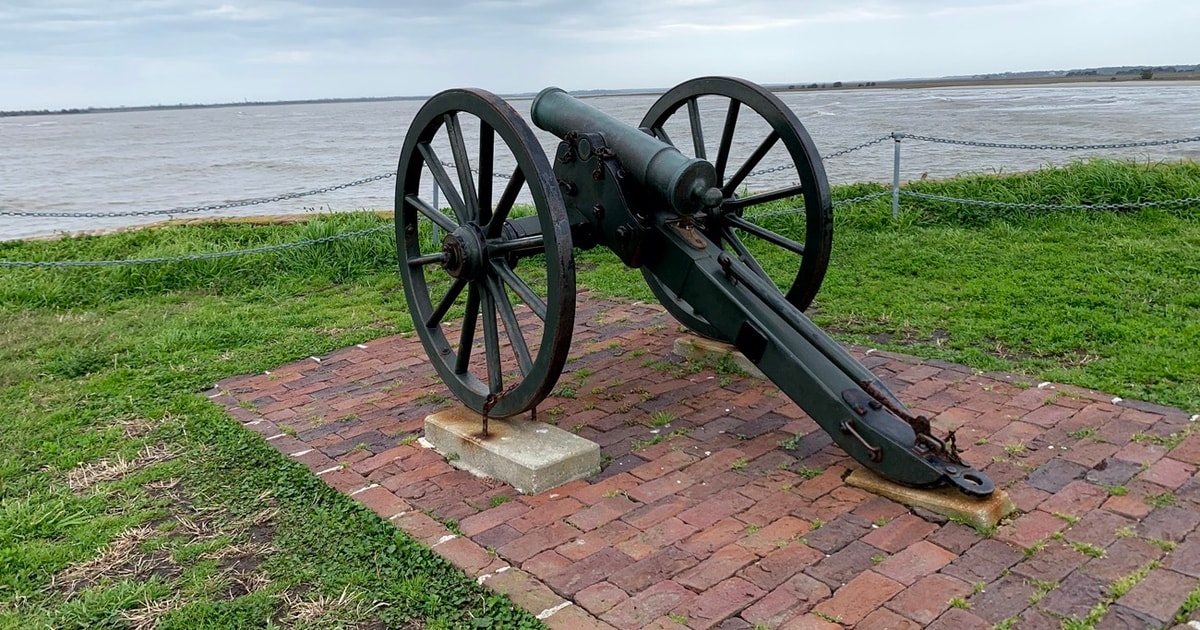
[{"xmin": 531, "ymin": 88, "xmax": 721, "ymax": 214}]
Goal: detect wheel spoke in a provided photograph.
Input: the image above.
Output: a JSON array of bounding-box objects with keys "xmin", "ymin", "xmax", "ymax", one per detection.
[
  {"xmin": 405, "ymin": 193, "xmax": 458, "ymax": 233},
  {"xmin": 726, "ymin": 215, "xmax": 806, "ymax": 256},
  {"xmin": 487, "ymin": 275, "xmax": 533, "ymax": 376},
  {"xmin": 480, "ymin": 285, "xmax": 504, "ymax": 394},
  {"xmin": 478, "ymin": 122, "xmax": 495, "ymax": 225},
  {"xmin": 492, "ymin": 260, "xmax": 548, "ymax": 320},
  {"xmin": 723, "ymin": 131, "xmax": 779, "ymax": 197},
  {"xmin": 725, "ymin": 231, "xmax": 770, "ymax": 279},
  {"xmin": 686, "ymin": 98, "xmax": 706, "ymax": 159},
  {"xmin": 722, "ymin": 183, "xmax": 804, "ymax": 212},
  {"xmin": 652, "ymin": 125, "xmax": 675, "ymax": 148},
  {"xmin": 425, "ymin": 277, "xmax": 467, "ymax": 328},
  {"xmin": 714, "ymin": 99, "xmax": 741, "ymax": 188},
  {"xmin": 455, "ymin": 285, "xmax": 481, "ymax": 375},
  {"xmin": 487, "ymin": 167, "xmax": 526, "ymax": 237},
  {"xmin": 445, "ymin": 113, "xmax": 479, "ymax": 224},
  {"xmin": 417, "ymin": 143, "xmax": 468, "ymax": 223}
]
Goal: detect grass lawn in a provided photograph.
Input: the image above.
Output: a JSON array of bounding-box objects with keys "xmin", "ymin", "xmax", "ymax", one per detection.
[{"xmin": 0, "ymin": 158, "xmax": 1196, "ymax": 627}]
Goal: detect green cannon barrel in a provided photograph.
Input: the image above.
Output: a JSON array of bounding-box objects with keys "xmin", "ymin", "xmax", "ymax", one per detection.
[{"xmin": 531, "ymin": 88, "xmax": 722, "ymax": 214}]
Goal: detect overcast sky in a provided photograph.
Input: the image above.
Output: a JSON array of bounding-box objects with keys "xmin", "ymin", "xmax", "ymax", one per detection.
[{"xmin": 2, "ymin": 0, "xmax": 1196, "ymax": 110}]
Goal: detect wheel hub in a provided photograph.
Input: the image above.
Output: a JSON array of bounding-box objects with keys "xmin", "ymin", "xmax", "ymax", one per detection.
[{"xmin": 440, "ymin": 226, "xmax": 487, "ymax": 279}]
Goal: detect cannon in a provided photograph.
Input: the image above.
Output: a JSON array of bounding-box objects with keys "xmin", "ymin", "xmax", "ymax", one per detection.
[{"xmin": 394, "ymin": 77, "xmax": 993, "ymax": 496}]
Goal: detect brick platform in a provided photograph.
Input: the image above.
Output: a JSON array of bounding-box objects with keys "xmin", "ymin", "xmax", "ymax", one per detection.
[{"xmin": 208, "ymin": 295, "xmax": 1200, "ymax": 629}]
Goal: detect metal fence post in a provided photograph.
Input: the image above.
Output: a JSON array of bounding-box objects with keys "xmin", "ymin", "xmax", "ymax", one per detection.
[{"xmin": 891, "ymin": 132, "xmax": 903, "ymax": 219}]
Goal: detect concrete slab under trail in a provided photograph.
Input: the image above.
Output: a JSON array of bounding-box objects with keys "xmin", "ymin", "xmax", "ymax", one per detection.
[
  {"xmin": 210, "ymin": 293, "xmax": 1200, "ymax": 630},
  {"xmin": 424, "ymin": 406, "xmax": 601, "ymax": 494}
]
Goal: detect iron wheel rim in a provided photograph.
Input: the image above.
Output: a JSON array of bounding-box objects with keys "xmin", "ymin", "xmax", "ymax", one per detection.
[
  {"xmin": 638, "ymin": 76, "xmax": 833, "ymax": 340},
  {"xmin": 395, "ymin": 88, "xmax": 575, "ymax": 418}
]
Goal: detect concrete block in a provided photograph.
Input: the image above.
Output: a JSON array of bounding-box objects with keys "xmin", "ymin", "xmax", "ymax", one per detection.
[
  {"xmin": 846, "ymin": 467, "xmax": 1016, "ymax": 531},
  {"xmin": 672, "ymin": 335, "xmax": 765, "ymax": 379},
  {"xmin": 425, "ymin": 406, "xmax": 601, "ymax": 494}
]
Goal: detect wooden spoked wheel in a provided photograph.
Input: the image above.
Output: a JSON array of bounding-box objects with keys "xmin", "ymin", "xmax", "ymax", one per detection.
[
  {"xmin": 639, "ymin": 76, "xmax": 834, "ymax": 341},
  {"xmin": 395, "ymin": 88, "xmax": 575, "ymax": 419}
]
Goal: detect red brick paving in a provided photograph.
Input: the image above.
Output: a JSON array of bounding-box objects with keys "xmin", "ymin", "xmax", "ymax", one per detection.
[{"xmin": 210, "ymin": 295, "xmax": 1200, "ymax": 629}]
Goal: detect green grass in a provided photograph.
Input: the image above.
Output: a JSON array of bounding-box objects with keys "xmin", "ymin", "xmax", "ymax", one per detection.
[
  {"xmin": 0, "ymin": 216, "xmax": 539, "ymax": 628},
  {"xmin": 0, "ymin": 158, "xmax": 1197, "ymax": 627}
]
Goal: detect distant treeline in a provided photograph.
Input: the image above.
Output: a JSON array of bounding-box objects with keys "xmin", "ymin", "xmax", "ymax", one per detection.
[
  {"xmin": 1066, "ymin": 65, "xmax": 1200, "ymax": 78},
  {"xmin": 979, "ymin": 64, "xmax": 1199, "ymax": 80}
]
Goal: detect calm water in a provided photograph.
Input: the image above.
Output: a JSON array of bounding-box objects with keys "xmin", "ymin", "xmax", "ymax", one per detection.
[{"xmin": 2, "ymin": 83, "xmax": 1199, "ymax": 241}]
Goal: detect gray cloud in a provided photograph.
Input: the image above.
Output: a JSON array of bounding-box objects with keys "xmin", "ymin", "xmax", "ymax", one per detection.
[{"xmin": 2, "ymin": 0, "xmax": 1195, "ymax": 109}]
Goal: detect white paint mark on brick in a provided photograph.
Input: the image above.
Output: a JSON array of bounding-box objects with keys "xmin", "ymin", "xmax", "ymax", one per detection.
[
  {"xmin": 389, "ymin": 511, "xmax": 408, "ymax": 521},
  {"xmin": 536, "ymin": 602, "xmax": 571, "ymax": 620},
  {"xmin": 245, "ymin": 420, "xmax": 262, "ymax": 426},
  {"xmin": 477, "ymin": 570, "xmax": 508, "ymax": 585},
  {"xmin": 356, "ymin": 344, "xmax": 369, "ymax": 349},
  {"xmin": 1037, "ymin": 382, "xmax": 1053, "ymax": 389},
  {"xmin": 316, "ymin": 466, "xmax": 341, "ymax": 476},
  {"xmin": 1112, "ymin": 397, "xmax": 1123, "ymax": 404},
  {"xmin": 351, "ymin": 483, "xmax": 379, "ymax": 496},
  {"xmin": 290, "ymin": 449, "xmax": 313, "ymax": 457},
  {"xmin": 265, "ymin": 433, "xmax": 286, "ymax": 441},
  {"xmin": 433, "ymin": 534, "xmax": 457, "ymax": 547},
  {"xmin": 310, "ymin": 356, "xmax": 322, "ymax": 363}
]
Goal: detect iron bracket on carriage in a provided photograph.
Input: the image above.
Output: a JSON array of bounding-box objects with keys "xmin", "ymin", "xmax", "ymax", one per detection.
[{"xmin": 394, "ymin": 76, "xmax": 995, "ymax": 498}]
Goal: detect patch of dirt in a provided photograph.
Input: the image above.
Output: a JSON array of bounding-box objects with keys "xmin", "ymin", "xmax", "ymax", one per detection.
[
  {"xmin": 982, "ymin": 338, "xmax": 1102, "ymax": 365},
  {"xmin": 49, "ymin": 474, "xmax": 393, "ymax": 629},
  {"xmin": 864, "ymin": 327, "xmax": 951, "ymax": 348},
  {"xmin": 64, "ymin": 442, "xmax": 181, "ymax": 493},
  {"xmin": 50, "ymin": 477, "xmax": 280, "ymax": 615},
  {"xmin": 52, "ymin": 525, "xmax": 174, "ymax": 597}
]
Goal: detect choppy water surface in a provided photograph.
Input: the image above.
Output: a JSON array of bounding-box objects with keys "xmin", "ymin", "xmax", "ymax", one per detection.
[{"xmin": 2, "ymin": 83, "xmax": 1198, "ymax": 241}]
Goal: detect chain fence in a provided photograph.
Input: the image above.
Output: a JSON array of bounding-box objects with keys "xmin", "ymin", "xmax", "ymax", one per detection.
[
  {"xmin": 728, "ymin": 130, "xmax": 1200, "ymax": 221},
  {"xmin": 898, "ymin": 133, "xmax": 1200, "ymax": 152},
  {"xmin": 2, "ymin": 129, "xmax": 1197, "ymax": 267},
  {"xmin": 0, "ymin": 172, "xmax": 395, "ymax": 219}
]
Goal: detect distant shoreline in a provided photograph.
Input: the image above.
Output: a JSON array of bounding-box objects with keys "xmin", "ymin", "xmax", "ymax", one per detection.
[{"xmin": 4, "ymin": 73, "xmax": 1199, "ymax": 118}]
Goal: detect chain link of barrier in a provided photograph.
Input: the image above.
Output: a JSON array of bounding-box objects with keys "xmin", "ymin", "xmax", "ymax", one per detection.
[
  {"xmin": 0, "ymin": 172, "xmax": 396, "ymax": 219},
  {"xmin": 696, "ymin": 133, "xmax": 902, "ymax": 178},
  {"xmin": 434, "ymin": 134, "xmax": 895, "ymax": 183},
  {"xmin": 898, "ymin": 190, "xmax": 1200, "ymax": 211},
  {"xmin": 0, "ymin": 225, "xmax": 392, "ymax": 268},
  {"xmin": 898, "ymin": 133, "xmax": 1200, "ymax": 151},
  {"xmin": 821, "ymin": 135, "xmax": 894, "ymax": 161},
  {"xmin": 744, "ymin": 191, "xmax": 893, "ymax": 220}
]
